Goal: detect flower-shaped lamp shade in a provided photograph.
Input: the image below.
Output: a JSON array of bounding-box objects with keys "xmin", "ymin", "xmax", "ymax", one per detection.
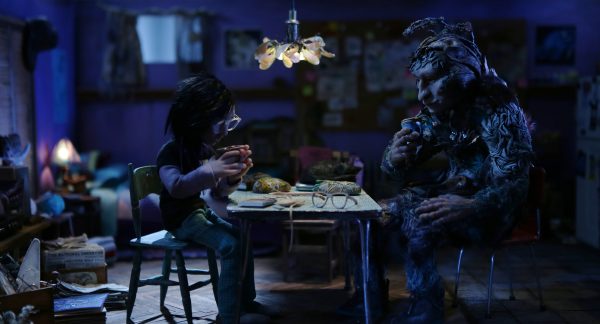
[
  {"xmin": 254, "ymin": 5, "xmax": 335, "ymax": 70},
  {"xmin": 51, "ymin": 138, "xmax": 80, "ymax": 167}
]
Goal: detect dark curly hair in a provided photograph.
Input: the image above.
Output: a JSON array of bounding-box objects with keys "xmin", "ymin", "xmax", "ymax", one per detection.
[{"xmin": 164, "ymin": 72, "xmax": 234, "ymax": 143}]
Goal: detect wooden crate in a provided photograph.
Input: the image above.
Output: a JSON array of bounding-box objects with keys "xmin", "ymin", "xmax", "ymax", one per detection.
[
  {"xmin": 0, "ymin": 286, "xmax": 54, "ymax": 323},
  {"xmin": 42, "ymin": 263, "xmax": 108, "ymax": 284}
]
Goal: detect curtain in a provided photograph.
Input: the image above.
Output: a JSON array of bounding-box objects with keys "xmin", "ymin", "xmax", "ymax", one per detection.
[
  {"xmin": 176, "ymin": 13, "xmax": 208, "ymax": 77},
  {"xmin": 101, "ymin": 10, "xmax": 146, "ymax": 95},
  {"xmin": 176, "ymin": 14, "xmax": 204, "ymax": 63}
]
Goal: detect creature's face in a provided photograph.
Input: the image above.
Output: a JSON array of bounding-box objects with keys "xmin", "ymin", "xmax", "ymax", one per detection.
[{"xmin": 412, "ymin": 56, "xmax": 476, "ymax": 116}]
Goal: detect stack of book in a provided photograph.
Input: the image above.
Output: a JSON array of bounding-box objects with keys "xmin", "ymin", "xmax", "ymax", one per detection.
[{"xmin": 54, "ymin": 293, "xmax": 108, "ymax": 324}]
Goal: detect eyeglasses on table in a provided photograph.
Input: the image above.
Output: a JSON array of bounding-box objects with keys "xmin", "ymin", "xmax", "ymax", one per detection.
[{"xmin": 311, "ymin": 191, "xmax": 358, "ymax": 209}]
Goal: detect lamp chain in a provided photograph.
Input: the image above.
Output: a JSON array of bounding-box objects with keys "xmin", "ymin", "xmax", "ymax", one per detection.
[{"xmin": 286, "ymin": 0, "xmax": 299, "ymax": 43}]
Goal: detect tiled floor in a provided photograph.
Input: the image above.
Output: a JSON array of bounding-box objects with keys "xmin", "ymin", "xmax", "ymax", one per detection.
[{"xmin": 106, "ymin": 241, "xmax": 600, "ymax": 323}]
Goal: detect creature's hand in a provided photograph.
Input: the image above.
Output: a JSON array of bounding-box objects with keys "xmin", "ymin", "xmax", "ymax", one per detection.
[
  {"xmin": 206, "ymin": 150, "xmax": 246, "ymax": 179},
  {"xmin": 389, "ymin": 128, "xmax": 421, "ymax": 167},
  {"xmin": 415, "ymin": 194, "xmax": 476, "ymax": 226}
]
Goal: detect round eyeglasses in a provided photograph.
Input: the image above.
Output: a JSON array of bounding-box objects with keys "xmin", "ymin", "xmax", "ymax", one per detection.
[
  {"xmin": 213, "ymin": 113, "xmax": 242, "ymax": 132},
  {"xmin": 311, "ymin": 192, "xmax": 358, "ymax": 209}
]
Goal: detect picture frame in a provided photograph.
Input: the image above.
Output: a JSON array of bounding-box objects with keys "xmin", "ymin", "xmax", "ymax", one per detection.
[
  {"xmin": 225, "ymin": 29, "xmax": 262, "ymax": 69},
  {"xmin": 535, "ymin": 25, "xmax": 576, "ymax": 66}
]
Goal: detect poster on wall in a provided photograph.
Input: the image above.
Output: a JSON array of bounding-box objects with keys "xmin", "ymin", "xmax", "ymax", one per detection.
[
  {"xmin": 225, "ymin": 30, "xmax": 262, "ymax": 69},
  {"xmin": 535, "ymin": 25, "xmax": 576, "ymax": 66},
  {"xmin": 364, "ymin": 40, "xmax": 418, "ymax": 92},
  {"xmin": 345, "ymin": 36, "xmax": 362, "ymax": 57},
  {"xmin": 316, "ymin": 67, "xmax": 358, "ymax": 110}
]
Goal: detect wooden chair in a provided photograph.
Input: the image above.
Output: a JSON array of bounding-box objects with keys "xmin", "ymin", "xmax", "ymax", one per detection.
[
  {"xmin": 452, "ymin": 165, "xmax": 547, "ymax": 318},
  {"xmin": 126, "ymin": 164, "xmax": 219, "ymax": 324},
  {"xmin": 282, "ymin": 219, "xmax": 343, "ymax": 282},
  {"xmin": 283, "ymin": 147, "xmax": 353, "ymax": 286}
]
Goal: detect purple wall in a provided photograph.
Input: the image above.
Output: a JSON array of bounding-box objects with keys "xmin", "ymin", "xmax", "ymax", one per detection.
[
  {"xmin": 4, "ymin": 0, "xmax": 598, "ymax": 171},
  {"xmin": 76, "ymin": 0, "xmax": 600, "ymax": 88},
  {"xmin": 73, "ymin": 0, "xmax": 599, "ymax": 169},
  {"xmin": 0, "ymin": 0, "xmax": 76, "ymax": 173}
]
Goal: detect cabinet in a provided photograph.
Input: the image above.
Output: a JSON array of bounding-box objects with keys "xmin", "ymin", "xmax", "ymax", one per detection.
[
  {"xmin": 60, "ymin": 194, "xmax": 102, "ymax": 237},
  {"xmin": 575, "ymin": 77, "xmax": 600, "ymax": 248}
]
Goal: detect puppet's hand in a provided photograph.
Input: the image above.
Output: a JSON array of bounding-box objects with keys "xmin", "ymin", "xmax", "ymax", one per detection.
[
  {"xmin": 415, "ymin": 194, "xmax": 476, "ymax": 226},
  {"xmin": 227, "ymin": 157, "xmax": 254, "ymax": 185},
  {"xmin": 390, "ymin": 128, "xmax": 421, "ymax": 167},
  {"xmin": 206, "ymin": 150, "xmax": 246, "ymax": 179},
  {"xmin": 226, "ymin": 148, "xmax": 253, "ymax": 185}
]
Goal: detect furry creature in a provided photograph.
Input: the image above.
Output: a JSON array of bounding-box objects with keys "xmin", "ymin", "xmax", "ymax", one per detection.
[{"xmin": 342, "ymin": 18, "xmax": 533, "ymax": 322}]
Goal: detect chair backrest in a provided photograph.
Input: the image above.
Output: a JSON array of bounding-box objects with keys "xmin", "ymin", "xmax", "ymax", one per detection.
[
  {"xmin": 527, "ymin": 165, "xmax": 546, "ymax": 239},
  {"xmin": 527, "ymin": 165, "xmax": 546, "ymax": 209},
  {"xmin": 290, "ymin": 146, "xmax": 357, "ymax": 184},
  {"xmin": 295, "ymin": 146, "xmax": 334, "ymax": 177},
  {"xmin": 128, "ymin": 163, "xmax": 162, "ymax": 240},
  {"xmin": 515, "ymin": 165, "xmax": 546, "ymax": 240}
]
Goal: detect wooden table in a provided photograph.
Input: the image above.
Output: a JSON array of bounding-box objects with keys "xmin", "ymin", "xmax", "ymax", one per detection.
[{"xmin": 227, "ymin": 190, "xmax": 382, "ymax": 324}]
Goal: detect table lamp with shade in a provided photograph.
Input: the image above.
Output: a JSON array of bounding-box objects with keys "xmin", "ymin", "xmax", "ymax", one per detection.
[{"xmin": 51, "ymin": 138, "xmax": 87, "ymax": 193}]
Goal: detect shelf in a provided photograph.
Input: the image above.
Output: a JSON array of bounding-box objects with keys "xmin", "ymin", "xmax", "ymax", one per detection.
[
  {"xmin": 516, "ymin": 84, "xmax": 577, "ymax": 99},
  {"xmin": 77, "ymin": 87, "xmax": 295, "ymax": 102}
]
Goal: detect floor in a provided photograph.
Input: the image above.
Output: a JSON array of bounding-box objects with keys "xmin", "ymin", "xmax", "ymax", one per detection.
[{"xmin": 105, "ymin": 241, "xmax": 600, "ymax": 323}]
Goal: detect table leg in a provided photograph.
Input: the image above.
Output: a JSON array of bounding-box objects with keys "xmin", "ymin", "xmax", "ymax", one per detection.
[
  {"xmin": 342, "ymin": 221, "xmax": 352, "ymax": 290},
  {"xmin": 357, "ymin": 219, "xmax": 371, "ymax": 324},
  {"xmin": 235, "ymin": 219, "xmax": 252, "ymax": 324}
]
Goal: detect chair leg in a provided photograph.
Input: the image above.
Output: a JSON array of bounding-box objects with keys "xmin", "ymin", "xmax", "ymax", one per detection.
[
  {"xmin": 160, "ymin": 250, "xmax": 173, "ymax": 312},
  {"xmin": 486, "ymin": 252, "xmax": 496, "ymax": 319},
  {"xmin": 207, "ymin": 248, "xmax": 219, "ymax": 303},
  {"xmin": 529, "ymin": 244, "xmax": 546, "ymax": 311},
  {"xmin": 452, "ymin": 248, "xmax": 464, "ymax": 307},
  {"xmin": 503, "ymin": 248, "xmax": 516, "ymax": 300},
  {"xmin": 174, "ymin": 251, "xmax": 193, "ymax": 324},
  {"xmin": 126, "ymin": 247, "xmax": 143, "ymax": 324}
]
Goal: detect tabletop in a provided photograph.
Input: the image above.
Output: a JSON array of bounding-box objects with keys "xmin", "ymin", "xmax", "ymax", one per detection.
[{"xmin": 227, "ymin": 189, "xmax": 382, "ymax": 221}]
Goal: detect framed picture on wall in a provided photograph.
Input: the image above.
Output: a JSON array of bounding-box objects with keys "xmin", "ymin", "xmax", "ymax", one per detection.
[
  {"xmin": 225, "ymin": 30, "xmax": 262, "ymax": 69},
  {"xmin": 535, "ymin": 25, "xmax": 576, "ymax": 65}
]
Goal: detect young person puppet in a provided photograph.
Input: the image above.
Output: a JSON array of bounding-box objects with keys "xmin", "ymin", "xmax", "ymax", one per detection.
[
  {"xmin": 157, "ymin": 72, "xmax": 273, "ymax": 323},
  {"xmin": 338, "ymin": 18, "xmax": 534, "ymax": 323}
]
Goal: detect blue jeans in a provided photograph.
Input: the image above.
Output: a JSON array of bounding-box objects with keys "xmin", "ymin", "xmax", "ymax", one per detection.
[{"xmin": 172, "ymin": 208, "xmax": 256, "ymax": 324}]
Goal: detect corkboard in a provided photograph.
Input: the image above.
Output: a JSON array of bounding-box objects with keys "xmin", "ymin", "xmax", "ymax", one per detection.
[{"xmin": 295, "ymin": 19, "xmax": 526, "ymax": 132}]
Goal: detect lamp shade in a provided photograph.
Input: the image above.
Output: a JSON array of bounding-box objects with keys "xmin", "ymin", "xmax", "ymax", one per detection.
[
  {"xmin": 51, "ymin": 138, "xmax": 80, "ymax": 166},
  {"xmin": 253, "ymin": 2, "xmax": 334, "ymax": 70}
]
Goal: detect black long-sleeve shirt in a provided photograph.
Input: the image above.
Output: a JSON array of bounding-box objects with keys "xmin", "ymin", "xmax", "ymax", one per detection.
[{"xmin": 156, "ymin": 140, "xmax": 238, "ymax": 231}]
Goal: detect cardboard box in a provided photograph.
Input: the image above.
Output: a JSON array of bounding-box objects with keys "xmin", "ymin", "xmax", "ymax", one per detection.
[
  {"xmin": 43, "ymin": 243, "xmax": 105, "ymax": 272},
  {"xmin": 0, "ymin": 286, "xmax": 54, "ymax": 324},
  {"xmin": 42, "ymin": 263, "xmax": 108, "ymax": 284}
]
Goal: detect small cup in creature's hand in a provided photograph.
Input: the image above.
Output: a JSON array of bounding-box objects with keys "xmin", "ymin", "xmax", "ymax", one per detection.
[
  {"xmin": 400, "ymin": 118, "xmax": 422, "ymax": 145},
  {"xmin": 390, "ymin": 119, "xmax": 423, "ymax": 167}
]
